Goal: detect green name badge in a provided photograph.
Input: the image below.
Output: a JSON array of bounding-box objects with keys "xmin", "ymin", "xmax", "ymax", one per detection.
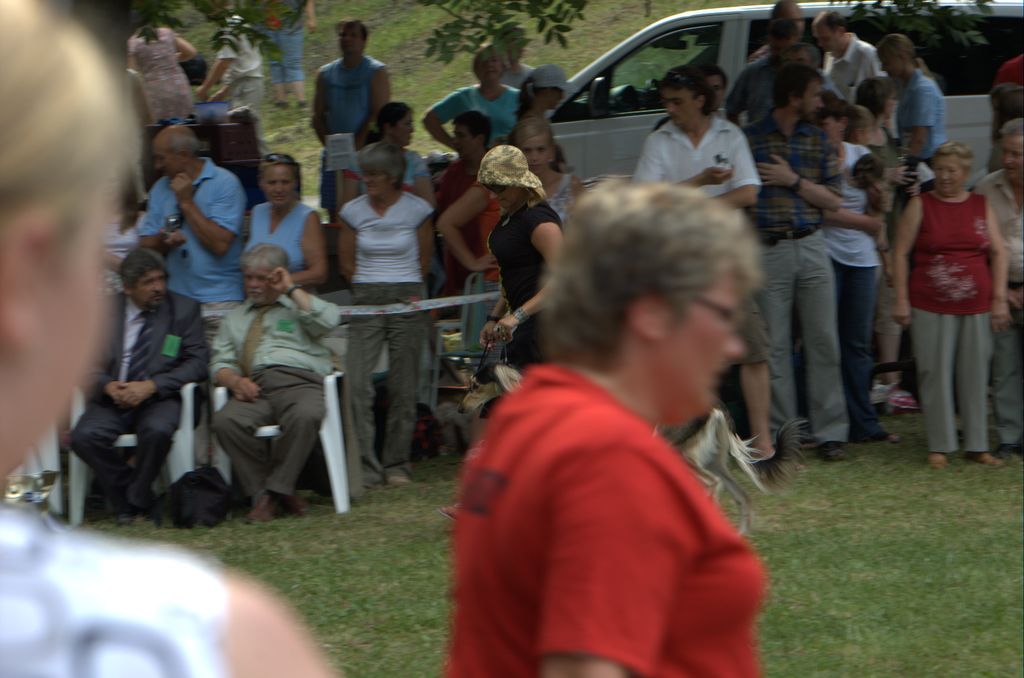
[
  {"xmin": 276, "ymin": 319, "xmax": 296, "ymax": 333},
  {"xmin": 161, "ymin": 334, "xmax": 181, "ymax": 358}
]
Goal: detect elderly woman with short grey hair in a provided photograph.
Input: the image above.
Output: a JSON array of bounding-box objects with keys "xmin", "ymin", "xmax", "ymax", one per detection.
[
  {"xmin": 339, "ymin": 141, "xmax": 434, "ymax": 486},
  {"xmin": 892, "ymin": 140, "xmax": 1010, "ymax": 468},
  {"xmin": 449, "ymin": 183, "xmax": 767, "ymax": 677}
]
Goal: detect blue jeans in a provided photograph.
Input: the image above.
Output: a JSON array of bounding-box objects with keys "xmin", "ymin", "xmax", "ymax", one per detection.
[
  {"xmin": 269, "ymin": 24, "xmax": 305, "ymax": 84},
  {"xmin": 833, "ymin": 260, "xmax": 884, "ymax": 440}
]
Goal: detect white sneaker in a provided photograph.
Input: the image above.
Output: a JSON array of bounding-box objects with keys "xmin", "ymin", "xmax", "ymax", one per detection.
[{"xmin": 870, "ymin": 382, "xmax": 895, "ymax": 405}]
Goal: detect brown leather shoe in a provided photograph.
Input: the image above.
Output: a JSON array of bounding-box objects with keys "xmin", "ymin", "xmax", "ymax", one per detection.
[
  {"xmin": 245, "ymin": 494, "xmax": 277, "ymax": 523},
  {"xmin": 278, "ymin": 493, "xmax": 308, "ymax": 517},
  {"xmin": 965, "ymin": 451, "xmax": 1005, "ymax": 467},
  {"xmin": 928, "ymin": 453, "xmax": 948, "ymax": 469}
]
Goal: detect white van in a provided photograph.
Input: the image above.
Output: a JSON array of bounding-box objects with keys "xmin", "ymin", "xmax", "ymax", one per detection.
[{"xmin": 551, "ymin": 1, "xmax": 1023, "ymax": 182}]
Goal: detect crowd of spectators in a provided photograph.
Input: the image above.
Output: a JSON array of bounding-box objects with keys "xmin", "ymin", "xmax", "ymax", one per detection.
[{"xmin": 82, "ymin": 8, "xmax": 1024, "ymax": 530}]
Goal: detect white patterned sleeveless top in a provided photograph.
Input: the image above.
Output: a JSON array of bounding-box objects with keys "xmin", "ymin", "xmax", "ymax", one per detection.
[{"xmin": 0, "ymin": 507, "xmax": 228, "ymax": 677}]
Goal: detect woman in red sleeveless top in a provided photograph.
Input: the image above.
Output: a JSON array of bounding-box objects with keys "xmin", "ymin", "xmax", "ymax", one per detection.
[{"xmin": 891, "ymin": 141, "xmax": 1010, "ymax": 469}]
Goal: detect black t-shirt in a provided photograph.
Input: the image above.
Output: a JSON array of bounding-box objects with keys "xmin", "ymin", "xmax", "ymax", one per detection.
[{"xmin": 488, "ymin": 202, "xmax": 562, "ymax": 311}]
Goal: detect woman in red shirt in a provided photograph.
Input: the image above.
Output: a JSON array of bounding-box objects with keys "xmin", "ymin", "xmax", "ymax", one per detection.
[
  {"xmin": 448, "ymin": 183, "xmax": 766, "ymax": 677},
  {"xmin": 892, "ymin": 141, "xmax": 1010, "ymax": 469}
]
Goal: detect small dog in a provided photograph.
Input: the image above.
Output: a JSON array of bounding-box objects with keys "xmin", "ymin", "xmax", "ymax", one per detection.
[
  {"xmin": 459, "ymin": 363, "xmax": 802, "ymax": 534},
  {"xmin": 659, "ymin": 413, "xmax": 803, "ymax": 534}
]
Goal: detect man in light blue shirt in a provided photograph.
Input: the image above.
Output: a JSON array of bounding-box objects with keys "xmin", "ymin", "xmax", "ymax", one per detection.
[
  {"xmin": 139, "ymin": 125, "xmax": 246, "ymax": 339},
  {"xmin": 877, "ymin": 33, "xmax": 946, "ymax": 160},
  {"xmin": 894, "ymin": 68, "xmax": 946, "ymax": 159}
]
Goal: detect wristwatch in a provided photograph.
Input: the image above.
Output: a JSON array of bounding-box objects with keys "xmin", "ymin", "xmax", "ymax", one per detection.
[
  {"xmin": 285, "ymin": 284, "xmax": 302, "ymax": 297},
  {"xmin": 485, "ymin": 315, "xmax": 501, "ymax": 322},
  {"xmin": 788, "ymin": 175, "xmax": 802, "ymax": 192}
]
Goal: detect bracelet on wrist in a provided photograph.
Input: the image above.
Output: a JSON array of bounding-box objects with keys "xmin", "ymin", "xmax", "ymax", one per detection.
[
  {"xmin": 511, "ymin": 307, "xmax": 530, "ymax": 324},
  {"xmin": 485, "ymin": 315, "xmax": 501, "ymax": 322}
]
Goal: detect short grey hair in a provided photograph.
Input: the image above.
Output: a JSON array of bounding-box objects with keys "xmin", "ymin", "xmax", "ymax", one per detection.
[
  {"xmin": 783, "ymin": 42, "xmax": 823, "ymax": 68},
  {"xmin": 1000, "ymin": 117, "xmax": 1024, "ymax": 139},
  {"xmin": 120, "ymin": 248, "xmax": 165, "ymax": 288},
  {"xmin": 357, "ymin": 142, "xmax": 406, "ymax": 188},
  {"xmin": 542, "ymin": 182, "xmax": 761, "ymax": 365},
  {"xmin": 241, "ymin": 243, "xmax": 289, "ymax": 272},
  {"xmin": 165, "ymin": 126, "xmax": 201, "ymax": 156}
]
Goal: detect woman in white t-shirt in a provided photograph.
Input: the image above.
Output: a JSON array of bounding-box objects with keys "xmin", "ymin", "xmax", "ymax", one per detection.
[
  {"xmin": 339, "ymin": 142, "xmax": 435, "ymax": 487},
  {"xmin": 819, "ymin": 98, "xmax": 899, "ymax": 445},
  {"xmin": 102, "ymin": 182, "xmax": 143, "ymax": 293},
  {"xmin": 0, "ymin": 3, "xmax": 337, "ymax": 677}
]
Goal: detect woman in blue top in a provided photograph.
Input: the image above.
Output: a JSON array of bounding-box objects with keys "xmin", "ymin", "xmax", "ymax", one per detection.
[
  {"xmin": 423, "ymin": 44, "xmax": 519, "ymax": 149},
  {"xmin": 340, "ymin": 102, "xmax": 436, "ymax": 208},
  {"xmin": 246, "ymin": 154, "xmax": 327, "ymax": 288}
]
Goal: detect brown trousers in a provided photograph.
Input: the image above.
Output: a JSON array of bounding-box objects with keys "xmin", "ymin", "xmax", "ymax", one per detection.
[{"xmin": 212, "ymin": 366, "xmax": 324, "ymax": 497}]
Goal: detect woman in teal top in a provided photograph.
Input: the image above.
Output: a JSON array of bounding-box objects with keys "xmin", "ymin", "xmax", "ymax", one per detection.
[
  {"xmin": 246, "ymin": 154, "xmax": 328, "ymax": 288},
  {"xmin": 422, "ymin": 44, "xmax": 519, "ymax": 149}
]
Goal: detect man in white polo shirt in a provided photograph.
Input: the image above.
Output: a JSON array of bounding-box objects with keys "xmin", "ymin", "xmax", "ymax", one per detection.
[
  {"xmin": 633, "ymin": 66, "xmax": 774, "ymax": 457},
  {"xmin": 634, "ymin": 66, "xmax": 761, "ymax": 206},
  {"xmin": 812, "ymin": 11, "xmax": 883, "ymax": 102}
]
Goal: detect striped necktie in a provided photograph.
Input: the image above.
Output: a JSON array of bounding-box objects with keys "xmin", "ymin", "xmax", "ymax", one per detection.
[{"xmin": 125, "ymin": 311, "xmax": 153, "ymax": 383}]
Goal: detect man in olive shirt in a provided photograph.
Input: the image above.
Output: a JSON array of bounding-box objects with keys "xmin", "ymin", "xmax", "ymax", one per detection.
[{"xmin": 210, "ymin": 244, "xmax": 341, "ymax": 522}]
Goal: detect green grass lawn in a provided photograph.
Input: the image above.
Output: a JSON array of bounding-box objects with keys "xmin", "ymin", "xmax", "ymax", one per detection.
[
  {"xmin": 152, "ymin": 7, "xmax": 1023, "ymax": 673},
  {"xmin": 177, "ymin": 0, "xmax": 744, "ymax": 197},
  {"xmin": 98, "ymin": 409, "xmax": 1023, "ymax": 677}
]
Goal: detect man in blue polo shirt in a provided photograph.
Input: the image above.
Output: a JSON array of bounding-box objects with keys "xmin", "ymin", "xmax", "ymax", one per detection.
[
  {"xmin": 744, "ymin": 62, "xmax": 849, "ymax": 462},
  {"xmin": 139, "ymin": 125, "xmax": 246, "ymax": 342}
]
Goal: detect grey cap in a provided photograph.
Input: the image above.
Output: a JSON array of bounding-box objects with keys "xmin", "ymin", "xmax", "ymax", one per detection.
[{"xmin": 530, "ymin": 64, "xmax": 568, "ymax": 91}]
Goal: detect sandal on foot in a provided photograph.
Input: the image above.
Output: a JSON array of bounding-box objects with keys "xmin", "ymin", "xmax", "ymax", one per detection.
[{"xmin": 965, "ymin": 451, "xmax": 1005, "ymax": 467}]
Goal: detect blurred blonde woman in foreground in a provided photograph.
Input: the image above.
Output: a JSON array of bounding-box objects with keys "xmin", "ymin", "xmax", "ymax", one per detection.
[{"xmin": 0, "ymin": 2, "xmax": 337, "ymax": 676}]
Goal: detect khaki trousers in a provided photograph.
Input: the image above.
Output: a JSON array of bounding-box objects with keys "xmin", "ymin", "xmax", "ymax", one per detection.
[
  {"xmin": 212, "ymin": 366, "xmax": 324, "ymax": 496},
  {"xmin": 347, "ymin": 282, "xmax": 426, "ymax": 485},
  {"xmin": 910, "ymin": 309, "xmax": 992, "ymax": 453}
]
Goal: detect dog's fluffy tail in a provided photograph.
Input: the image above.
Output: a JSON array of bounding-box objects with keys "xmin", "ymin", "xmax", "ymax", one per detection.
[
  {"xmin": 706, "ymin": 414, "xmax": 803, "ymax": 494},
  {"xmin": 746, "ymin": 418, "xmax": 805, "ymax": 492}
]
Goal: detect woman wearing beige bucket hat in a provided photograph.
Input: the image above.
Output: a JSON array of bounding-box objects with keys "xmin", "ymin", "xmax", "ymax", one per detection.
[{"xmin": 477, "ymin": 145, "xmax": 564, "ymax": 366}]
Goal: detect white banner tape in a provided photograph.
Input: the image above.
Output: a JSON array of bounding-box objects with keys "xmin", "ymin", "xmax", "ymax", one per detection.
[
  {"xmin": 334, "ymin": 291, "xmax": 499, "ymax": 317},
  {"xmin": 201, "ymin": 291, "xmax": 499, "ymax": 320}
]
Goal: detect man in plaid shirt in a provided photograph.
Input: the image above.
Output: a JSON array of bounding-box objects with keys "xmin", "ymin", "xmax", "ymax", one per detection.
[{"xmin": 744, "ymin": 62, "xmax": 849, "ymax": 461}]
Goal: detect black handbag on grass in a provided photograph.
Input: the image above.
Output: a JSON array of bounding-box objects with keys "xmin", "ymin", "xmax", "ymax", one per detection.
[{"xmin": 169, "ymin": 467, "xmax": 230, "ymax": 528}]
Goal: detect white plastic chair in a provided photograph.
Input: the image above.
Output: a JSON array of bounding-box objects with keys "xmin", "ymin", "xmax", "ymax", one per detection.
[
  {"xmin": 212, "ymin": 372, "xmax": 350, "ymax": 514},
  {"xmin": 14, "ymin": 429, "xmax": 64, "ymax": 515},
  {"xmin": 68, "ymin": 382, "xmax": 197, "ymax": 527}
]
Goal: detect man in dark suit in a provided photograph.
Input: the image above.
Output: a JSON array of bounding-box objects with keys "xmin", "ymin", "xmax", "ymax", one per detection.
[{"xmin": 71, "ymin": 248, "xmax": 208, "ymax": 523}]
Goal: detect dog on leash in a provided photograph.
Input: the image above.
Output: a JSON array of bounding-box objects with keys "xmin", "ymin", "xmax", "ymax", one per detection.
[{"xmin": 457, "ymin": 363, "xmax": 802, "ymax": 534}]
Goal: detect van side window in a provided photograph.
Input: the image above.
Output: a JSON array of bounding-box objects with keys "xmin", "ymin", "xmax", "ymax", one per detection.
[
  {"xmin": 850, "ymin": 17, "xmax": 1022, "ymax": 96},
  {"xmin": 552, "ymin": 23, "xmax": 722, "ymax": 122}
]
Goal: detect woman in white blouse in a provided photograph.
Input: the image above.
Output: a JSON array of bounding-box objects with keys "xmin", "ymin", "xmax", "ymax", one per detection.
[{"xmin": 339, "ymin": 142, "xmax": 435, "ymax": 487}]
